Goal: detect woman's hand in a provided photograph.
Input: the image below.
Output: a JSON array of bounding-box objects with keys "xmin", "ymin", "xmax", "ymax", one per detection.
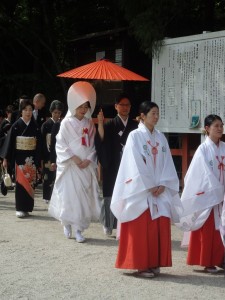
[
  {"xmin": 2, "ymin": 159, "xmax": 7, "ymax": 169},
  {"xmin": 37, "ymin": 168, "xmax": 43, "ymax": 181},
  {"xmin": 50, "ymin": 163, "xmax": 57, "ymax": 171},
  {"xmin": 78, "ymin": 159, "xmax": 91, "ymax": 169},
  {"xmin": 72, "ymin": 155, "xmax": 82, "ymax": 166},
  {"xmin": 150, "ymin": 186, "xmax": 165, "ymax": 197}
]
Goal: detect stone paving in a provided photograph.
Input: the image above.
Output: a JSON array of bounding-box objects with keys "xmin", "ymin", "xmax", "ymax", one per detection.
[{"xmin": 0, "ymin": 187, "xmax": 225, "ymax": 299}]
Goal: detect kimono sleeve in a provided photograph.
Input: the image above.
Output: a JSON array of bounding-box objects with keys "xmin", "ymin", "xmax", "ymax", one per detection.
[
  {"xmin": 55, "ymin": 121, "xmax": 75, "ymax": 163},
  {"xmin": 159, "ymin": 133, "xmax": 179, "ymax": 193},
  {"xmin": 86, "ymin": 121, "xmax": 97, "ymax": 163},
  {"xmin": 1, "ymin": 126, "xmax": 16, "ymax": 165},
  {"xmin": 181, "ymin": 146, "xmax": 224, "ymax": 216},
  {"xmin": 111, "ymin": 131, "xmax": 155, "ymax": 221},
  {"xmin": 95, "ymin": 120, "xmax": 114, "ymax": 168},
  {"xmin": 41, "ymin": 121, "xmax": 48, "ymax": 160},
  {"xmin": 50, "ymin": 122, "xmax": 60, "ymax": 163},
  {"xmin": 34, "ymin": 127, "xmax": 43, "ymax": 168}
]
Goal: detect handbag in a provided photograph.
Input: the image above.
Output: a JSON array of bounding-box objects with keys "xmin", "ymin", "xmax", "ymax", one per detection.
[
  {"xmin": 1, "ymin": 164, "xmax": 12, "ymax": 190},
  {"xmin": 4, "ymin": 172, "xmax": 12, "ymax": 187}
]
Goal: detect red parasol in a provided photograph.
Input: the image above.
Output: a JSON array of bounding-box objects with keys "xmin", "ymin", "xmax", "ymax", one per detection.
[{"xmin": 57, "ymin": 59, "xmax": 149, "ymax": 81}]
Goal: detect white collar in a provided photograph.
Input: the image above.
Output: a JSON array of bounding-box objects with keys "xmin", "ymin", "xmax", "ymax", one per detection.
[
  {"xmin": 205, "ymin": 136, "xmax": 220, "ymax": 148},
  {"xmin": 118, "ymin": 114, "xmax": 128, "ymax": 127},
  {"xmin": 21, "ymin": 118, "xmax": 31, "ymax": 126}
]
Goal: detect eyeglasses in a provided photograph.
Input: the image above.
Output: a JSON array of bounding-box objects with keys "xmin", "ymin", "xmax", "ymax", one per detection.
[{"xmin": 117, "ymin": 103, "xmax": 131, "ymax": 107}]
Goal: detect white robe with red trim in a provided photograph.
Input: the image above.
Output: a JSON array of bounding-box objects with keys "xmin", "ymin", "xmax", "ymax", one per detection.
[
  {"xmin": 110, "ymin": 122, "xmax": 182, "ymax": 224},
  {"xmin": 48, "ymin": 116, "xmax": 100, "ymax": 231},
  {"xmin": 178, "ymin": 136, "xmax": 225, "ymax": 232}
]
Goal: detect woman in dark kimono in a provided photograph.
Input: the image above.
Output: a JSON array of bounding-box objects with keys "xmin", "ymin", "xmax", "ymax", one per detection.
[
  {"xmin": 41, "ymin": 100, "xmax": 63, "ymax": 204},
  {"xmin": 2, "ymin": 99, "xmax": 42, "ymax": 218}
]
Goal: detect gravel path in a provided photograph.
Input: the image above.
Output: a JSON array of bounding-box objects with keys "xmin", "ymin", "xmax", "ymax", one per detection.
[{"xmin": 1, "ymin": 187, "xmax": 225, "ymax": 299}]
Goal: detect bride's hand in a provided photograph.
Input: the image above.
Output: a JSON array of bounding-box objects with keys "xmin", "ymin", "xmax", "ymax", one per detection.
[{"xmin": 78, "ymin": 159, "xmax": 90, "ymax": 169}]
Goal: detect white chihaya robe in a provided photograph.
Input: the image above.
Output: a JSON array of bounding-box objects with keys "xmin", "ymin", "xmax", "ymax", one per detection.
[
  {"xmin": 48, "ymin": 116, "xmax": 100, "ymax": 231},
  {"xmin": 177, "ymin": 136, "xmax": 225, "ymax": 232},
  {"xmin": 110, "ymin": 122, "xmax": 183, "ymax": 224},
  {"xmin": 221, "ymin": 201, "xmax": 225, "ymax": 246}
]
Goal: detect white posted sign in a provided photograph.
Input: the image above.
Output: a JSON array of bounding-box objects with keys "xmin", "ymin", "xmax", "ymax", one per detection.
[{"xmin": 152, "ymin": 30, "xmax": 225, "ymax": 133}]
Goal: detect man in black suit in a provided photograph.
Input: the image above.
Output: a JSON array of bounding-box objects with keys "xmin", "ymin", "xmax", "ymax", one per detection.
[{"xmin": 95, "ymin": 93, "xmax": 138, "ymax": 236}]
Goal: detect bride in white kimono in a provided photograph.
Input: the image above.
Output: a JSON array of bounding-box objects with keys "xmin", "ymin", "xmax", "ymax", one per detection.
[{"xmin": 48, "ymin": 81, "xmax": 100, "ymax": 243}]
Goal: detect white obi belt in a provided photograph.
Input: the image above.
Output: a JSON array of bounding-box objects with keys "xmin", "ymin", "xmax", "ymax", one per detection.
[{"xmin": 16, "ymin": 136, "xmax": 37, "ymax": 150}]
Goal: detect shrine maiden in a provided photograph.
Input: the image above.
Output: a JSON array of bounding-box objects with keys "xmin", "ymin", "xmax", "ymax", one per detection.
[
  {"xmin": 111, "ymin": 101, "xmax": 182, "ymax": 278},
  {"xmin": 48, "ymin": 81, "xmax": 100, "ymax": 243},
  {"xmin": 178, "ymin": 114, "xmax": 225, "ymax": 273}
]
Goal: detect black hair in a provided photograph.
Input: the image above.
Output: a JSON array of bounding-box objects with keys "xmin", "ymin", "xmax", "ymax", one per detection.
[
  {"xmin": 83, "ymin": 101, "xmax": 91, "ymax": 108},
  {"xmin": 19, "ymin": 99, "xmax": 34, "ymax": 112},
  {"xmin": 5, "ymin": 105, "xmax": 14, "ymax": 114},
  {"xmin": 49, "ymin": 100, "xmax": 64, "ymax": 113},
  {"xmin": 139, "ymin": 101, "xmax": 159, "ymax": 115},
  {"xmin": 20, "ymin": 95, "xmax": 29, "ymax": 100},
  {"xmin": 204, "ymin": 114, "xmax": 223, "ymax": 127},
  {"xmin": 115, "ymin": 93, "xmax": 130, "ymax": 104}
]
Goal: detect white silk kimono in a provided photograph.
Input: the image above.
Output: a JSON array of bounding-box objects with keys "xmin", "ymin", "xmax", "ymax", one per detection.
[
  {"xmin": 178, "ymin": 136, "xmax": 225, "ymax": 232},
  {"xmin": 110, "ymin": 122, "xmax": 182, "ymax": 224},
  {"xmin": 48, "ymin": 116, "xmax": 100, "ymax": 231}
]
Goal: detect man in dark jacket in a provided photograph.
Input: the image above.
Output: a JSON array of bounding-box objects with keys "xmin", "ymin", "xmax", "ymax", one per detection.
[{"xmin": 95, "ymin": 94, "xmax": 138, "ymax": 236}]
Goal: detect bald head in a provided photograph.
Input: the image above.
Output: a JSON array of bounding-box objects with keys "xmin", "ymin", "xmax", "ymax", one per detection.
[{"xmin": 33, "ymin": 93, "xmax": 46, "ymax": 110}]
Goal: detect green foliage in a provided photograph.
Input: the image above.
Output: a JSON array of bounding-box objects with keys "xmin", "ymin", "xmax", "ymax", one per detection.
[
  {"xmin": 118, "ymin": 0, "xmax": 188, "ymax": 56},
  {"xmin": 117, "ymin": 0, "xmax": 225, "ymax": 57},
  {"xmin": 0, "ymin": 0, "xmax": 122, "ymax": 105},
  {"xmin": 1, "ymin": 0, "xmax": 225, "ymax": 106}
]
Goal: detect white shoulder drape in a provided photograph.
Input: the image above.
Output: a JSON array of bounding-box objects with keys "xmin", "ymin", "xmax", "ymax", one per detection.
[
  {"xmin": 177, "ymin": 137, "xmax": 225, "ymax": 231},
  {"xmin": 110, "ymin": 123, "xmax": 182, "ymax": 223}
]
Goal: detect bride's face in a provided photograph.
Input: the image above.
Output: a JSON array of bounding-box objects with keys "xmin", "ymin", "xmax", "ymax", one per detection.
[{"xmin": 74, "ymin": 102, "xmax": 89, "ymax": 120}]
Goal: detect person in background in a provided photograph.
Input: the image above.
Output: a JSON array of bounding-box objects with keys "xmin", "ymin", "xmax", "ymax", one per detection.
[
  {"xmin": 48, "ymin": 81, "xmax": 100, "ymax": 243},
  {"xmin": 49, "ymin": 109, "xmax": 65, "ymax": 178},
  {"xmin": 0, "ymin": 105, "xmax": 14, "ymax": 134},
  {"xmin": 2, "ymin": 99, "xmax": 42, "ymax": 218},
  {"xmin": 49, "ymin": 119, "xmax": 61, "ymax": 170},
  {"xmin": 0, "ymin": 105, "xmax": 14, "ymax": 179},
  {"xmin": 178, "ymin": 114, "xmax": 225, "ymax": 273},
  {"xmin": 11, "ymin": 95, "xmax": 29, "ymax": 124},
  {"xmin": 41, "ymin": 100, "xmax": 64, "ymax": 204},
  {"xmin": 32, "ymin": 93, "xmax": 46, "ymax": 128},
  {"xmin": 110, "ymin": 101, "xmax": 182, "ymax": 278},
  {"xmin": 95, "ymin": 94, "xmax": 138, "ymax": 236},
  {"xmin": 0, "ymin": 109, "xmax": 5, "ymax": 160},
  {"xmin": 0, "ymin": 109, "xmax": 4, "ymax": 124}
]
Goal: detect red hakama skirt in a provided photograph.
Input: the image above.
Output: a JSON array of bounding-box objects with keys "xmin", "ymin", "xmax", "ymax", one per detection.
[
  {"xmin": 115, "ymin": 209, "xmax": 172, "ymax": 270},
  {"xmin": 187, "ymin": 210, "xmax": 224, "ymax": 267}
]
